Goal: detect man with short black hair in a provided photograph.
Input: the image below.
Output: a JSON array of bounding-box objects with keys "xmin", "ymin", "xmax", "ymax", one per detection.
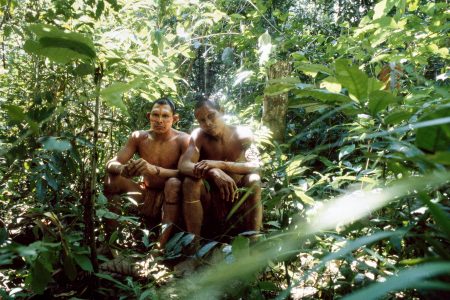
[
  {"xmin": 179, "ymin": 97, "xmax": 263, "ymax": 240},
  {"xmin": 104, "ymin": 98, "xmax": 189, "ymax": 248}
]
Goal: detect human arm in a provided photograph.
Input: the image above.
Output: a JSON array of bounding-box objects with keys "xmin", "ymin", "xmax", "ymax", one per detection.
[
  {"xmin": 178, "ymin": 130, "xmax": 202, "ymax": 178},
  {"xmin": 193, "ymin": 140, "xmax": 261, "ymax": 178},
  {"xmin": 106, "ymin": 132, "xmax": 139, "ymax": 177}
]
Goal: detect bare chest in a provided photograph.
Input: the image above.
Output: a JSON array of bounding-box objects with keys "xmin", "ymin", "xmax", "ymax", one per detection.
[
  {"xmin": 199, "ymin": 137, "xmax": 243, "ymax": 162},
  {"xmin": 137, "ymin": 138, "xmax": 181, "ymax": 168}
]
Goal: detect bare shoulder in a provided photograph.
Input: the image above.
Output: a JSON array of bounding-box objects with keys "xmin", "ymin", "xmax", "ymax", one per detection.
[
  {"xmin": 174, "ymin": 129, "xmax": 190, "ymax": 144},
  {"xmin": 130, "ymin": 130, "xmax": 150, "ymax": 142}
]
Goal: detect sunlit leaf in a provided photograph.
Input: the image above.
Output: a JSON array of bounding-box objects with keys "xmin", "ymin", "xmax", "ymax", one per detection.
[
  {"xmin": 335, "ymin": 59, "xmax": 368, "ymax": 103},
  {"xmin": 373, "ymin": 0, "xmax": 396, "ymax": 20},
  {"xmin": 38, "ymin": 136, "xmax": 72, "ymax": 151},
  {"xmin": 295, "ymin": 62, "xmax": 332, "ymax": 77},
  {"xmin": 339, "ymin": 144, "xmax": 355, "ymax": 160},
  {"xmin": 258, "ymin": 31, "xmax": 272, "ymax": 66}
]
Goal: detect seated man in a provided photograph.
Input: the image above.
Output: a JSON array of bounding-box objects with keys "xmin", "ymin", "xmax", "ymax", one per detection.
[
  {"xmin": 104, "ymin": 98, "xmax": 189, "ymax": 248},
  {"xmin": 178, "ymin": 97, "xmax": 263, "ymax": 241}
]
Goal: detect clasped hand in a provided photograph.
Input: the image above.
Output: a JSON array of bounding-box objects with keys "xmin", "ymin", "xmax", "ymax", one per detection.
[
  {"xmin": 193, "ymin": 160, "xmax": 223, "ymax": 178},
  {"xmin": 120, "ymin": 158, "xmax": 158, "ymax": 178}
]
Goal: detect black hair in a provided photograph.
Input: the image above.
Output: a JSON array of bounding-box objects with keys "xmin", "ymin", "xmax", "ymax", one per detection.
[
  {"xmin": 152, "ymin": 97, "xmax": 176, "ymax": 114},
  {"xmin": 194, "ymin": 94, "xmax": 221, "ymax": 111}
]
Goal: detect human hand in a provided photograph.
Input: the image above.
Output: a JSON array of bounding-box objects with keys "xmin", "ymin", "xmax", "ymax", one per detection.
[
  {"xmin": 133, "ymin": 158, "xmax": 159, "ymax": 176},
  {"xmin": 194, "ymin": 160, "xmax": 223, "ymax": 178},
  {"xmin": 209, "ymin": 168, "xmax": 238, "ymax": 203}
]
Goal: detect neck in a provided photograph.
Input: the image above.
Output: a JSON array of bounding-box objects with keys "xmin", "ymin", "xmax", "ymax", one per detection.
[{"xmin": 150, "ymin": 128, "xmax": 174, "ymax": 140}]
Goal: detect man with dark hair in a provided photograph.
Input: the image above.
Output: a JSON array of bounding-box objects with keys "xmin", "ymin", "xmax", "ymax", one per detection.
[
  {"xmin": 179, "ymin": 97, "xmax": 263, "ymax": 241},
  {"xmin": 104, "ymin": 98, "xmax": 189, "ymax": 248}
]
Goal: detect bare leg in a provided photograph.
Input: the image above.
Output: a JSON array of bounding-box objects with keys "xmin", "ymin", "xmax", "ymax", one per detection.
[
  {"xmin": 159, "ymin": 177, "xmax": 181, "ymax": 248},
  {"xmin": 103, "ymin": 173, "xmax": 143, "ymax": 237},
  {"xmin": 182, "ymin": 177, "xmax": 204, "ymax": 236},
  {"xmin": 241, "ymin": 174, "xmax": 263, "ymax": 232}
]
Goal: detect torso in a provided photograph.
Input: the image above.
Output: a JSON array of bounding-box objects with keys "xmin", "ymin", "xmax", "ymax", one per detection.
[
  {"xmin": 197, "ymin": 125, "xmax": 251, "ymax": 183},
  {"xmin": 134, "ymin": 129, "xmax": 188, "ymax": 189}
]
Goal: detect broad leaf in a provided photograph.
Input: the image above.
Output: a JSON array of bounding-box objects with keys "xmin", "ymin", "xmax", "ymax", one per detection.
[
  {"xmin": 339, "ymin": 144, "xmax": 355, "ymax": 160},
  {"xmin": 38, "ymin": 136, "xmax": 72, "ymax": 151},
  {"xmin": 295, "ymin": 62, "xmax": 332, "ymax": 77},
  {"xmin": 415, "ymin": 108, "xmax": 450, "ymax": 152},
  {"xmin": 335, "ymin": 59, "xmax": 368, "ymax": 103},
  {"xmin": 368, "ymin": 90, "xmax": 395, "ymax": 115},
  {"xmin": 74, "ymin": 254, "xmax": 94, "ymax": 272},
  {"xmin": 258, "ymin": 31, "xmax": 272, "ymax": 66}
]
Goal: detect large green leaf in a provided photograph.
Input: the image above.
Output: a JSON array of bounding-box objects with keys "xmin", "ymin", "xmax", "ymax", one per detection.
[
  {"xmin": 373, "ymin": 0, "xmax": 397, "ymax": 20},
  {"xmin": 24, "ymin": 24, "xmax": 95, "ymax": 64},
  {"xmin": 25, "ymin": 259, "xmax": 52, "ymax": 294},
  {"xmin": 295, "ymin": 62, "xmax": 333, "ymax": 77},
  {"xmin": 100, "ymin": 78, "xmax": 142, "ymax": 116},
  {"xmin": 415, "ymin": 108, "xmax": 450, "ymax": 152},
  {"xmin": 368, "ymin": 90, "xmax": 396, "ymax": 115},
  {"xmin": 38, "ymin": 136, "xmax": 72, "ymax": 151},
  {"xmin": 342, "ymin": 263, "xmax": 450, "ymax": 300},
  {"xmin": 335, "ymin": 59, "xmax": 368, "ymax": 103},
  {"xmin": 292, "ymin": 88, "xmax": 353, "ymax": 104}
]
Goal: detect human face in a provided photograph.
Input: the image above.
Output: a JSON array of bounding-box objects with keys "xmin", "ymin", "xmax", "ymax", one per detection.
[
  {"xmin": 148, "ymin": 104, "xmax": 176, "ymax": 133},
  {"xmin": 194, "ymin": 104, "xmax": 225, "ymax": 137}
]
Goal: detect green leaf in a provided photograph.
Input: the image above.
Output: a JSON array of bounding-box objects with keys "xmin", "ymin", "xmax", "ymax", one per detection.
[
  {"xmin": 38, "ymin": 136, "xmax": 72, "ymax": 151},
  {"xmin": 342, "ymin": 263, "xmax": 450, "ymax": 300},
  {"xmin": 74, "ymin": 254, "xmax": 94, "ymax": 272},
  {"xmin": 418, "ymin": 193, "xmax": 450, "ymax": 240},
  {"xmin": 64, "ymin": 254, "xmax": 77, "ymax": 281},
  {"xmin": 293, "ymin": 188, "xmax": 315, "ymax": 205},
  {"xmin": 295, "ymin": 62, "xmax": 333, "ymax": 77},
  {"xmin": 0, "ymin": 226, "xmax": 7, "ymax": 245},
  {"xmin": 24, "ymin": 24, "xmax": 95, "ymax": 64},
  {"xmin": 292, "ymin": 88, "xmax": 353, "ymax": 104},
  {"xmin": 26, "ymin": 259, "xmax": 52, "ymax": 294},
  {"xmin": 339, "ymin": 144, "xmax": 355, "ymax": 160},
  {"xmin": 3, "ymin": 104, "xmax": 27, "ymax": 121},
  {"xmin": 428, "ymin": 151, "xmax": 450, "ymax": 165},
  {"xmin": 335, "ymin": 59, "xmax": 368, "ymax": 103},
  {"xmin": 415, "ymin": 108, "xmax": 450, "ymax": 152},
  {"xmin": 368, "ymin": 90, "xmax": 395, "ymax": 115},
  {"xmin": 95, "ymin": 0, "xmax": 104, "ymax": 19},
  {"xmin": 258, "ymin": 31, "xmax": 272, "ymax": 66},
  {"xmin": 373, "ymin": 0, "xmax": 396, "ymax": 20},
  {"xmin": 197, "ymin": 241, "xmax": 219, "ymax": 258},
  {"xmin": 232, "ymin": 236, "xmax": 249, "ymax": 259},
  {"xmin": 73, "ymin": 63, "xmax": 94, "ymax": 76},
  {"xmin": 384, "ymin": 110, "xmax": 412, "ymax": 124},
  {"xmin": 100, "ymin": 80, "xmax": 139, "ymax": 116}
]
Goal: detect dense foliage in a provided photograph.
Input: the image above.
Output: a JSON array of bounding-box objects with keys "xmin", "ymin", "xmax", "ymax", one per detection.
[{"xmin": 1, "ymin": 0, "xmax": 449, "ymax": 299}]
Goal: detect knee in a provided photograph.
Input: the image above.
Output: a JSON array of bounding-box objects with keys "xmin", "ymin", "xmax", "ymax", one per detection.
[
  {"xmin": 164, "ymin": 177, "xmax": 181, "ymax": 193},
  {"xmin": 244, "ymin": 174, "xmax": 261, "ymax": 189}
]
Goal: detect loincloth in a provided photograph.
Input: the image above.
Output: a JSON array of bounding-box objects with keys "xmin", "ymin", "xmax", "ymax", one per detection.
[
  {"xmin": 202, "ymin": 180, "xmax": 252, "ymax": 236},
  {"xmin": 138, "ymin": 182, "xmax": 164, "ymax": 221}
]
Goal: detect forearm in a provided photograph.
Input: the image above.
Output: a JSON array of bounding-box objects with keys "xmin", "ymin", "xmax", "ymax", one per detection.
[
  {"xmin": 157, "ymin": 166, "xmax": 180, "ymax": 178},
  {"xmin": 178, "ymin": 160, "xmax": 197, "ymax": 177},
  {"xmin": 220, "ymin": 161, "xmax": 260, "ymax": 175}
]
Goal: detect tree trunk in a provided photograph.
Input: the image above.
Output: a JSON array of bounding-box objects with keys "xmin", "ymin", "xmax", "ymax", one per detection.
[{"xmin": 262, "ymin": 61, "xmax": 291, "ymax": 143}]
